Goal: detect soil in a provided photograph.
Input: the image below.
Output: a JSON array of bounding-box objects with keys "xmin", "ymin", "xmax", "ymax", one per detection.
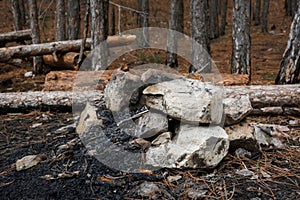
[{"xmin": 0, "ymin": 0, "xmax": 300, "ymax": 199}]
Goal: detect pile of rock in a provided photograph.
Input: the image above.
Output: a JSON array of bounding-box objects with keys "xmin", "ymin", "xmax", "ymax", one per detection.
[{"xmin": 77, "ymin": 66, "xmax": 288, "ymax": 171}]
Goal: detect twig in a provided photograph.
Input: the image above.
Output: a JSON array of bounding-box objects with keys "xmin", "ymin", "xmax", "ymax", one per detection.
[{"xmin": 116, "ymin": 110, "xmax": 149, "ymax": 126}]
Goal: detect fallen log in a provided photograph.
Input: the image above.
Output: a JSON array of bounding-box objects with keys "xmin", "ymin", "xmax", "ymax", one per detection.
[
  {"xmin": 0, "ymin": 84, "xmax": 299, "ymax": 113},
  {"xmin": 0, "ymin": 29, "xmax": 31, "ymax": 47},
  {"xmin": 0, "ymin": 35, "xmax": 136, "ymax": 63},
  {"xmin": 0, "ymin": 90, "xmax": 103, "ymax": 113},
  {"xmin": 43, "ymin": 52, "xmax": 81, "ymax": 69}
]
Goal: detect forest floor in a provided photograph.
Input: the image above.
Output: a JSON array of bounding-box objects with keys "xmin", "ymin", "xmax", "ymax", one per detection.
[{"xmin": 0, "ymin": 0, "xmax": 300, "ymax": 199}]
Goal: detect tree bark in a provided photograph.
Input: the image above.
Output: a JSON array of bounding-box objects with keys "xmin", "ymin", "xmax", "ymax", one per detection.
[
  {"xmin": 18, "ymin": 0, "xmax": 26, "ymax": 28},
  {"xmin": 231, "ymin": 0, "xmax": 251, "ymax": 78},
  {"xmin": 1, "ymin": 84, "xmax": 299, "ymax": 113},
  {"xmin": 275, "ymin": 6, "xmax": 300, "ymax": 84},
  {"xmin": 90, "ymin": 0, "xmax": 109, "ymax": 70},
  {"xmin": 56, "ymin": 0, "xmax": 66, "ymax": 41},
  {"xmin": 137, "ymin": 0, "xmax": 149, "ymax": 47},
  {"xmin": 0, "ymin": 29, "xmax": 31, "ymax": 47},
  {"xmin": 28, "ymin": 0, "xmax": 43, "ymax": 74},
  {"xmin": 209, "ymin": 0, "xmax": 219, "ymax": 39},
  {"xmin": 253, "ymin": 0, "xmax": 261, "ymax": 25},
  {"xmin": 67, "ymin": 0, "xmax": 80, "ymax": 40},
  {"xmin": 11, "ymin": 0, "xmax": 22, "ymax": 30},
  {"xmin": 189, "ymin": 0, "xmax": 211, "ymax": 73},
  {"xmin": 220, "ymin": 0, "xmax": 228, "ymax": 36},
  {"xmin": 109, "ymin": 6, "xmax": 115, "ymax": 35},
  {"xmin": 261, "ymin": 0, "xmax": 270, "ymax": 32},
  {"xmin": 0, "ymin": 35, "xmax": 136, "ymax": 62},
  {"xmin": 166, "ymin": 0, "xmax": 183, "ymax": 68}
]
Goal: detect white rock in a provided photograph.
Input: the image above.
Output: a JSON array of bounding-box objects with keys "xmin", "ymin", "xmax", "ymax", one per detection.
[
  {"xmin": 134, "ymin": 111, "xmax": 168, "ymax": 138},
  {"xmin": 76, "ymin": 103, "xmax": 99, "ymax": 137},
  {"xmin": 143, "ymin": 78, "xmax": 224, "ymax": 124},
  {"xmin": 24, "ymin": 71, "xmax": 33, "ymax": 77},
  {"xmin": 223, "ymin": 95, "xmax": 253, "ymax": 126},
  {"xmin": 146, "ymin": 125, "xmax": 229, "ymax": 169}
]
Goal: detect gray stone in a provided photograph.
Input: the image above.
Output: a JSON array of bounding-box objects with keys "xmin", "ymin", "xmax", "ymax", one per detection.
[
  {"xmin": 134, "ymin": 111, "xmax": 168, "ymax": 138},
  {"xmin": 145, "ymin": 125, "xmax": 229, "ymax": 169},
  {"xmin": 104, "ymin": 69, "xmax": 143, "ymax": 113},
  {"xmin": 143, "ymin": 78, "xmax": 224, "ymax": 124},
  {"xmin": 76, "ymin": 103, "xmax": 100, "ymax": 137},
  {"xmin": 225, "ymin": 120, "xmax": 258, "ymax": 152},
  {"xmin": 223, "ymin": 95, "xmax": 253, "ymax": 126}
]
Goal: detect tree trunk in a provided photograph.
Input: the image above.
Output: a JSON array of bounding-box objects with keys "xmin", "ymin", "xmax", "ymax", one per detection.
[
  {"xmin": 56, "ymin": 0, "xmax": 66, "ymax": 41},
  {"xmin": 1, "ymin": 84, "xmax": 299, "ymax": 113},
  {"xmin": 109, "ymin": 6, "xmax": 115, "ymax": 35},
  {"xmin": 0, "ymin": 29, "xmax": 31, "ymax": 47},
  {"xmin": 231, "ymin": 0, "xmax": 251, "ymax": 78},
  {"xmin": 0, "ymin": 35, "xmax": 136, "ymax": 62},
  {"xmin": 11, "ymin": 0, "xmax": 22, "ymax": 30},
  {"xmin": 253, "ymin": 0, "xmax": 261, "ymax": 25},
  {"xmin": 189, "ymin": 0, "xmax": 211, "ymax": 73},
  {"xmin": 137, "ymin": 0, "xmax": 149, "ymax": 47},
  {"xmin": 67, "ymin": 0, "xmax": 80, "ymax": 40},
  {"xmin": 275, "ymin": 6, "xmax": 300, "ymax": 84},
  {"xmin": 28, "ymin": 0, "xmax": 43, "ymax": 74},
  {"xmin": 18, "ymin": 0, "xmax": 26, "ymax": 28},
  {"xmin": 166, "ymin": 0, "xmax": 183, "ymax": 68},
  {"xmin": 90, "ymin": 0, "xmax": 109, "ymax": 70},
  {"xmin": 261, "ymin": 0, "xmax": 270, "ymax": 32},
  {"xmin": 220, "ymin": 0, "xmax": 228, "ymax": 36},
  {"xmin": 209, "ymin": 0, "xmax": 219, "ymax": 39}
]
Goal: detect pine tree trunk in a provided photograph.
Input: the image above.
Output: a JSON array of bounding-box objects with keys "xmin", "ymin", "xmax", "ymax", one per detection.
[
  {"xmin": 220, "ymin": 0, "xmax": 228, "ymax": 36},
  {"xmin": 261, "ymin": 0, "xmax": 270, "ymax": 32},
  {"xmin": 28, "ymin": 0, "xmax": 43, "ymax": 74},
  {"xmin": 56, "ymin": 0, "xmax": 66, "ymax": 41},
  {"xmin": 189, "ymin": 0, "xmax": 211, "ymax": 73},
  {"xmin": 11, "ymin": 0, "xmax": 22, "ymax": 30},
  {"xmin": 275, "ymin": 6, "xmax": 300, "ymax": 84},
  {"xmin": 67, "ymin": 0, "xmax": 80, "ymax": 40},
  {"xmin": 209, "ymin": 0, "xmax": 219, "ymax": 39},
  {"xmin": 253, "ymin": 0, "xmax": 261, "ymax": 25},
  {"xmin": 137, "ymin": 0, "xmax": 149, "ymax": 47},
  {"xmin": 166, "ymin": 0, "xmax": 183, "ymax": 68},
  {"xmin": 109, "ymin": 6, "xmax": 115, "ymax": 35},
  {"xmin": 231, "ymin": 0, "xmax": 251, "ymax": 78},
  {"xmin": 19, "ymin": 0, "xmax": 26, "ymax": 28},
  {"xmin": 90, "ymin": 0, "xmax": 109, "ymax": 70}
]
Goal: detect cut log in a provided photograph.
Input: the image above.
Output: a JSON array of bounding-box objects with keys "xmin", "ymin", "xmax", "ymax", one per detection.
[
  {"xmin": 225, "ymin": 84, "xmax": 300, "ymax": 108},
  {"xmin": 0, "ymin": 90, "xmax": 103, "ymax": 113},
  {"xmin": 0, "ymin": 84, "xmax": 299, "ymax": 113},
  {"xmin": 0, "ymin": 35, "xmax": 136, "ymax": 63},
  {"xmin": 0, "ymin": 29, "xmax": 31, "ymax": 47},
  {"xmin": 43, "ymin": 52, "xmax": 81, "ymax": 69},
  {"xmin": 44, "ymin": 70, "xmax": 114, "ymax": 91}
]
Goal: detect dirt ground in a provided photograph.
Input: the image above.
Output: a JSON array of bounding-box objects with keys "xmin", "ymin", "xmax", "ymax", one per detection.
[{"xmin": 0, "ymin": 0, "xmax": 300, "ymax": 199}]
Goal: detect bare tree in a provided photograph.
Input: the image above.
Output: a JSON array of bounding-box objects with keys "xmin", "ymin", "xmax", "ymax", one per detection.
[
  {"xmin": 209, "ymin": 0, "xmax": 219, "ymax": 39},
  {"xmin": 137, "ymin": 0, "xmax": 149, "ymax": 47},
  {"xmin": 11, "ymin": 0, "xmax": 23, "ymax": 31},
  {"xmin": 68, "ymin": 0, "xmax": 80, "ymax": 40},
  {"xmin": 276, "ymin": 6, "xmax": 300, "ymax": 84},
  {"xmin": 28, "ymin": 0, "xmax": 43, "ymax": 74},
  {"xmin": 253, "ymin": 0, "xmax": 261, "ymax": 25},
  {"xmin": 90, "ymin": 0, "xmax": 109, "ymax": 70},
  {"xmin": 109, "ymin": 6, "xmax": 115, "ymax": 35},
  {"xmin": 166, "ymin": 0, "xmax": 183, "ymax": 68},
  {"xmin": 261, "ymin": 0, "xmax": 270, "ymax": 32},
  {"xmin": 189, "ymin": 0, "xmax": 211, "ymax": 73},
  {"xmin": 56, "ymin": 0, "xmax": 66, "ymax": 41},
  {"xmin": 220, "ymin": 0, "xmax": 228, "ymax": 36},
  {"xmin": 231, "ymin": 0, "xmax": 251, "ymax": 77}
]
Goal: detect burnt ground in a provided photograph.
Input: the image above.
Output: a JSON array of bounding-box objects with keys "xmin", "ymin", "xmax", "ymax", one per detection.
[
  {"xmin": 0, "ymin": 110, "xmax": 299, "ymax": 199},
  {"xmin": 0, "ymin": 0, "xmax": 300, "ymax": 199}
]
